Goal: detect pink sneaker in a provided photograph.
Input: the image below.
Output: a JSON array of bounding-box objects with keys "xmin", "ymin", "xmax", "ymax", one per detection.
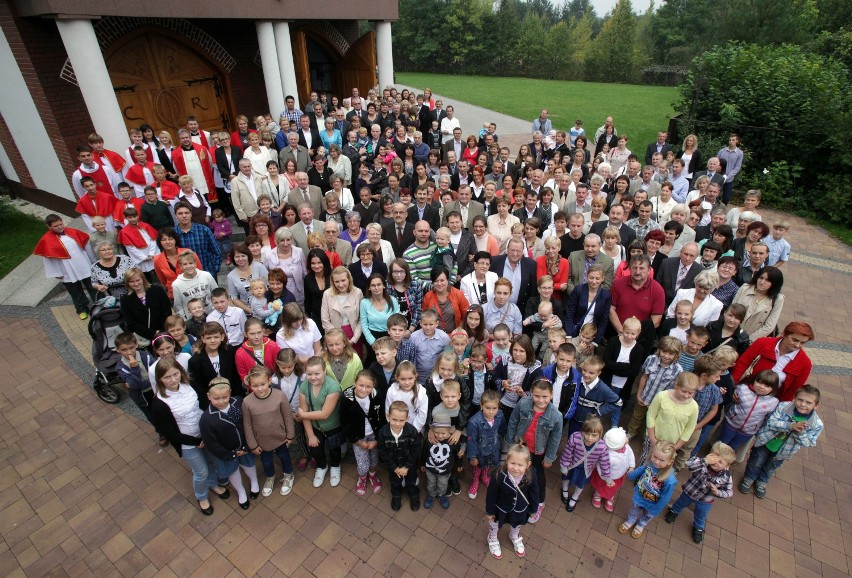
[
  {"xmin": 468, "ymin": 473, "xmax": 480, "ymax": 499},
  {"xmin": 369, "ymin": 473, "xmax": 383, "ymax": 494},
  {"xmin": 592, "ymin": 494, "xmax": 602, "ymax": 509},
  {"xmin": 480, "ymin": 467, "xmax": 491, "ymax": 487},
  {"xmin": 528, "ymin": 503, "xmax": 544, "ymax": 524},
  {"xmin": 605, "ymin": 498, "xmax": 615, "ymax": 513},
  {"xmin": 355, "ymin": 476, "xmax": 367, "ymax": 496}
]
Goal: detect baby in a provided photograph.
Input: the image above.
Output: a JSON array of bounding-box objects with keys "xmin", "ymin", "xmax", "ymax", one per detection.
[
  {"xmin": 248, "ymin": 279, "xmax": 282, "ymax": 327},
  {"xmin": 524, "ymin": 301, "xmax": 563, "ymax": 357}
]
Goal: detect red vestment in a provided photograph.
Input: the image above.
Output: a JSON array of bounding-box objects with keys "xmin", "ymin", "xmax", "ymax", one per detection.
[
  {"xmin": 117, "ymin": 222, "xmax": 159, "ymax": 248},
  {"xmin": 33, "ymin": 229, "xmax": 90, "ymax": 259},
  {"xmin": 75, "ymin": 192, "xmax": 116, "ymax": 218},
  {"xmin": 172, "ymin": 144, "xmax": 217, "ymax": 202}
]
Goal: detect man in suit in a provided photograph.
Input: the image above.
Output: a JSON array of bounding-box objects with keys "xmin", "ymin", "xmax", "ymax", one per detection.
[
  {"xmin": 442, "ymin": 184, "xmax": 484, "ymax": 229},
  {"xmin": 499, "ymin": 147, "xmax": 518, "ymax": 184},
  {"xmin": 655, "ymin": 242, "xmax": 702, "ymax": 306},
  {"xmin": 382, "ymin": 203, "xmax": 415, "ymax": 258},
  {"xmin": 442, "ymin": 127, "xmax": 464, "ymax": 162},
  {"xmin": 306, "ymin": 101, "xmax": 327, "ymax": 133},
  {"xmin": 693, "ymin": 157, "xmax": 726, "ymax": 188},
  {"xmin": 563, "ymin": 184, "xmax": 592, "ymax": 217},
  {"xmin": 289, "ymin": 203, "xmax": 325, "ymax": 252},
  {"xmin": 588, "ymin": 203, "xmax": 637, "ymax": 248},
  {"xmin": 490, "ymin": 238, "xmax": 537, "ymax": 308},
  {"xmin": 279, "ymin": 132, "xmax": 310, "ymax": 173},
  {"xmin": 567, "ymin": 234, "xmax": 615, "ymax": 294},
  {"xmin": 431, "ymin": 99, "xmax": 447, "ymax": 127},
  {"xmin": 444, "ymin": 210, "xmax": 476, "ymax": 279},
  {"xmin": 415, "ymin": 95, "xmax": 433, "ymax": 135},
  {"xmin": 287, "ymin": 172, "xmax": 325, "ymax": 217},
  {"xmin": 323, "ymin": 220, "xmax": 353, "ymax": 265},
  {"xmin": 297, "ymin": 115, "xmax": 322, "ymax": 158},
  {"xmin": 346, "ymin": 98, "xmax": 368, "ymax": 126},
  {"xmin": 407, "ymin": 185, "xmax": 440, "ymax": 232},
  {"xmin": 230, "ymin": 159, "xmax": 267, "ymax": 227},
  {"xmin": 450, "ymin": 159, "xmax": 474, "ymax": 191},
  {"xmin": 513, "ymin": 190, "xmax": 545, "ymax": 229},
  {"xmin": 629, "ymin": 165, "xmax": 662, "ymax": 198},
  {"xmin": 644, "ymin": 132, "xmax": 673, "ymax": 166}
]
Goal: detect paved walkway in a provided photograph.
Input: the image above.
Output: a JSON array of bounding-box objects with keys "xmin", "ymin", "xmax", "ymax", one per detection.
[{"xmin": 1, "ymin": 112, "xmax": 851, "ymax": 576}]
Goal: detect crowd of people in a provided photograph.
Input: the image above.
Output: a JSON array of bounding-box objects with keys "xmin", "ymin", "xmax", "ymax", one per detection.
[{"xmin": 33, "ymin": 84, "xmax": 822, "ymax": 559}]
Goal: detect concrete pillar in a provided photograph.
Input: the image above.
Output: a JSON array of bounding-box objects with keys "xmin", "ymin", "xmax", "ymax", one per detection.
[
  {"xmin": 256, "ymin": 22, "xmax": 286, "ymax": 118},
  {"xmin": 0, "ymin": 26, "xmax": 72, "ymax": 200},
  {"xmin": 273, "ymin": 21, "xmax": 299, "ymax": 110},
  {"xmin": 376, "ymin": 22, "xmax": 395, "ymax": 91},
  {"xmin": 55, "ymin": 19, "xmax": 127, "ymax": 154}
]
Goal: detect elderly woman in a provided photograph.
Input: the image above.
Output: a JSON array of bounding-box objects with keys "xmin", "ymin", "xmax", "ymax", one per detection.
[
  {"xmin": 487, "ymin": 197, "xmax": 520, "ymax": 253},
  {"xmin": 665, "ymin": 269, "xmax": 724, "ymax": 327},
  {"xmin": 320, "ymin": 116, "xmax": 343, "ymax": 151},
  {"xmin": 732, "ymin": 266, "xmax": 785, "ymax": 340},
  {"xmin": 319, "ymin": 191, "xmax": 346, "ymax": 227},
  {"xmin": 359, "ymin": 222, "xmax": 394, "ymax": 269},
  {"xmin": 325, "ymin": 175, "xmax": 354, "ymax": 212},
  {"xmin": 340, "ymin": 211, "xmax": 367, "ymax": 252},
  {"xmin": 348, "ymin": 244, "xmax": 388, "ymax": 294},
  {"xmin": 265, "ymin": 228, "xmax": 307, "ymax": 305},
  {"xmin": 386, "ymin": 258, "xmax": 423, "ymax": 336},
  {"xmin": 120, "ymin": 267, "xmax": 171, "ymax": 343},
  {"xmin": 90, "ymin": 241, "xmax": 132, "ymax": 298},
  {"xmin": 535, "ymin": 236, "xmax": 570, "ymax": 301},
  {"xmin": 732, "ymin": 321, "xmax": 814, "ymax": 402},
  {"xmin": 460, "ymin": 251, "xmax": 498, "ymax": 306},
  {"xmin": 153, "ymin": 228, "xmax": 202, "ymax": 300},
  {"xmin": 564, "ymin": 264, "xmax": 610, "ymax": 343},
  {"xmin": 226, "ymin": 244, "xmax": 269, "ymax": 315},
  {"xmin": 321, "ymin": 266, "xmax": 363, "ymax": 353},
  {"xmin": 422, "ymin": 266, "xmax": 470, "ymax": 333},
  {"xmin": 327, "ymin": 144, "xmax": 352, "ymax": 188},
  {"xmin": 669, "ymin": 203, "xmax": 696, "ymax": 254}
]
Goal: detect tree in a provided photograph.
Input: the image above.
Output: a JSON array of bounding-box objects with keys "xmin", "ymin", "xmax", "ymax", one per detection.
[
  {"xmin": 585, "ymin": 0, "xmax": 639, "ymax": 82},
  {"xmin": 650, "ymin": 0, "xmax": 714, "ymax": 64}
]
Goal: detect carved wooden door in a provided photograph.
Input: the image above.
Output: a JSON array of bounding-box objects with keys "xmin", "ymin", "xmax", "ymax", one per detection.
[{"xmin": 338, "ymin": 31, "xmax": 376, "ymax": 100}]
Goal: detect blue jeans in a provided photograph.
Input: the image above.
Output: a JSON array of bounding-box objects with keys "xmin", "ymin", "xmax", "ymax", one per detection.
[
  {"xmin": 181, "ymin": 446, "xmax": 219, "ymax": 500},
  {"xmin": 717, "ymin": 422, "xmax": 754, "ymax": 451},
  {"xmin": 260, "ymin": 442, "xmax": 294, "ymax": 477},
  {"xmin": 670, "ymin": 492, "xmax": 714, "ymax": 530},
  {"xmin": 722, "ymin": 181, "xmax": 735, "ymax": 204},
  {"xmin": 744, "ymin": 445, "xmax": 785, "ymax": 484},
  {"xmin": 626, "ymin": 503, "xmax": 656, "ymax": 529},
  {"xmin": 690, "ymin": 423, "xmax": 716, "ymax": 457}
]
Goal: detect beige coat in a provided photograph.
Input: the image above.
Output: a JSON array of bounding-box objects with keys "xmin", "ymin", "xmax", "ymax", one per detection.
[
  {"xmin": 732, "ymin": 284, "xmax": 785, "ymax": 340},
  {"xmin": 230, "ymin": 173, "xmax": 268, "ymax": 222},
  {"xmin": 320, "ymin": 287, "xmax": 364, "ymax": 342}
]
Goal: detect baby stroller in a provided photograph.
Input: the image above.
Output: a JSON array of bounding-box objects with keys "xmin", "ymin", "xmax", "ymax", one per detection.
[{"xmin": 87, "ymin": 298, "xmax": 125, "ymax": 404}]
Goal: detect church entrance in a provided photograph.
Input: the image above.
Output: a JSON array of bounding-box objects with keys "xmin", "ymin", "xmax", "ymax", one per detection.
[{"xmin": 105, "ymin": 31, "xmax": 235, "ymax": 136}]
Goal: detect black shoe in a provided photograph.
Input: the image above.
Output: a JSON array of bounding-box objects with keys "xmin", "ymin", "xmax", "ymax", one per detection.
[
  {"xmin": 211, "ymin": 487, "xmax": 230, "ymax": 500},
  {"xmin": 450, "ymin": 477, "xmax": 461, "ymax": 496},
  {"xmin": 391, "ymin": 495, "xmax": 402, "ymax": 511},
  {"xmin": 692, "ymin": 527, "xmax": 704, "ymax": 544},
  {"xmin": 665, "ymin": 508, "xmax": 678, "ymax": 524},
  {"xmin": 197, "ymin": 500, "xmax": 214, "ymax": 516},
  {"xmin": 561, "ymin": 491, "xmax": 569, "ymax": 505},
  {"xmin": 239, "ymin": 500, "xmax": 250, "ymax": 510},
  {"xmin": 249, "ymin": 490, "xmax": 260, "ymax": 500},
  {"xmin": 566, "ymin": 498, "xmax": 577, "ymax": 512},
  {"xmin": 409, "ymin": 493, "xmax": 420, "ymax": 511}
]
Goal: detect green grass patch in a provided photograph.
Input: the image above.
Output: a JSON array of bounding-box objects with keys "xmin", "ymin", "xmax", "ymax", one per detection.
[
  {"xmin": 815, "ymin": 220, "xmax": 852, "ymax": 247},
  {"xmin": 0, "ymin": 201, "xmax": 48, "ymax": 279},
  {"xmin": 397, "ymin": 72, "xmax": 679, "ymax": 152}
]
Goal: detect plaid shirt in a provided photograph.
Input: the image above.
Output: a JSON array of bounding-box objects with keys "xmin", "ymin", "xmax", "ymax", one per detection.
[
  {"xmin": 174, "ymin": 224, "xmax": 222, "ymax": 276},
  {"xmin": 387, "ymin": 279, "xmax": 424, "ymax": 329},
  {"xmin": 396, "ymin": 338, "xmax": 416, "ymax": 364},
  {"xmin": 754, "ymin": 402, "xmax": 823, "ymax": 461},
  {"xmin": 712, "ymin": 280, "xmax": 739, "ymax": 308},
  {"xmin": 682, "ymin": 456, "xmax": 733, "ymax": 503},
  {"xmin": 640, "ymin": 354, "xmax": 683, "ymax": 405},
  {"xmin": 626, "ymin": 217, "xmax": 661, "ymax": 239},
  {"xmin": 281, "ymin": 108, "xmax": 303, "ymax": 124},
  {"xmin": 694, "ymin": 383, "xmax": 723, "ymax": 421}
]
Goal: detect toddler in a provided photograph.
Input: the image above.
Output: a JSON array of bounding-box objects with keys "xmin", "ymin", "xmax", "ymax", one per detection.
[
  {"xmin": 88, "ymin": 216, "xmax": 118, "ymax": 254},
  {"xmin": 378, "ymin": 401, "xmax": 421, "ymax": 511},
  {"xmin": 421, "ymin": 423, "xmax": 463, "ymax": 509},
  {"xmin": 485, "ymin": 444, "xmax": 538, "ymax": 559},
  {"xmin": 340, "ymin": 370, "xmax": 386, "ymax": 496},
  {"xmin": 570, "ymin": 323, "xmax": 597, "ymax": 366},
  {"xmin": 211, "ymin": 208, "xmax": 233, "ymax": 262},
  {"xmin": 430, "ymin": 227, "xmax": 458, "ymax": 284},
  {"xmin": 560, "ymin": 415, "xmax": 611, "ymax": 512},
  {"xmin": 543, "ymin": 327, "xmax": 568, "ymax": 365},
  {"xmin": 589, "ymin": 427, "xmax": 635, "ymax": 512},
  {"xmin": 719, "ymin": 370, "xmax": 780, "ymax": 451},
  {"xmin": 523, "ymin": 301, "xmax": 563, "ymax": 357},
  {"xmin": 619, "ymin": 440, "xmax": 677, "ymax": 539},
  {"xmin": 427, "ymin": 377, "xmax": 469, "ymax": 496},
  {"xmin": 628, "ymin": 336, "xmax": 683, "ymax": 439},
  {"xmin": 466, "ymin": 390, "xmax": 505, "ymax": 499},
  {"xmin": 248, "ymin": 279, "xmax": 281, "ymax": 327}
]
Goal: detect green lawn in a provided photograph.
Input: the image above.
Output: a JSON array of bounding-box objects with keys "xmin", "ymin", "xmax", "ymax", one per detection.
[
  {"xmin": 0, "ymin": 203, "xmax": 47, "ymax": 279},
  {"xmin": 397, "ymin": 72, "xmax": 679, "ymax": 153}
]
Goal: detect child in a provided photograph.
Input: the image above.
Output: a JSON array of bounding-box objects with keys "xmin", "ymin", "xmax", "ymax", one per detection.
[
  {"xmin": 384, "ymin": 360, "xmax": 429, "ymax": 434},
  {"xmin": 763, "ymin": 220, "xmax": 791, "ymax": 268},
  {"xmin": 299, "ymin": 356, "xmax": 344, "ymax": 488},
  {"xmin": 148, "ymin": 332, "xmax": 192, "ymax": 390},
  {"xmin": 447, "ymin": 329, "xmax": 471, "ymax": 369},
  {"xmin": 409, "ymin": 309, "xmax": 449, "ymax": 384},
  {"xmin": 340, "ymin": 370, "xmax": 386, "ymax": 496},
  {"xmin": 486, "ymin": 323, "xmax": 512, "ymax": 365},
  {"xmin": 467, "ymin": 344, "xmax": 490, "ymax": 416},
  {"xmin": 386, "ymin": 313, "xmax": 416, "ymax": 364},
  {"xmin": 428, "ymin": 121, "xmax": 442, "ymax": 150},
  {"xmin": 560, "ymin": 415, "xmax": 610, "ymax": 512},
  {"xmin": 619, "ymin": 440, "xmax": 678, "ymax": 539},
  {"xmin": 421, "ymin": 422, "xmax": 463, "ymax": 509},
  {"xmin": 242, "ymin": 366, "xmax": 296, "ymax": 497},
  {"xmin": 200, "ymin": 378, "xmax": 261, "ymax": 509},
  {"xmin": 248, "ymin": 279, "xmax": 282, "ymax": 327},
  {"xmin": 660, "ymin": 300, "xmax": 694, "ymax": 345},
  {"xmin": 88, "ymin": 216, "xmax": 118, "ymax": 255},
  {"xmin": 505, "ymin": 378, "xmax": 563, "ymax": 523},
  {"xmin": 678, "ymin": 326, "xmax": 709, "ymax": 373},
  {"xmin": 430, "ymin": 227, "xmax": 458, "ymax": 284},
  {"xmin": 540, "ymin": 343, "xmax": 581, "ymax": 419},
  {"xmin": 523, "ymin": 301, "xmax": 563, "ymax": 358},
  {"xmin": 679, "ymin": 355, "xmax": 725, "ymax": 466},
  {"xmin": 570, "ymin": 323, "xmax": 598, "ymax": 366},
  {"xmin": 211, "ymin": 208, "xmax": 233, "ymax": 262},
  {"xmin": 740, "ymin": 385, "xmax": 823, "ymax": 499},
  {"xmin": 188, "ymin": 321, "xmax": 242, "ymax": 398},
  {"xmin": 590, "ymin": 427, "xmax": 635, "ymax": 512},
  {"xmin": 711, "ymin": 344, "xmax": 739, "ymax": 409},
  {"xmin": 165, "ymin": 314, "xmax": 196, "ymax": 355},
  {"xmin": 185, "ymin": 297, "xmax": 207, "ymax": 338},
  {"xmin": 601, "ymin": 316, "xmax": 644, "ymax": 406},
  {"xmin": 114, "ymin": 332, "xmax": 162, "ymax": 444},
  {"xmin": 567, "ymin": 356, "xmax": 621, "ymax": 435},
  {"xmin": 116, "ymin": 208, "xmax": 159, "ymax": 279},
  {"xmin": 369, "ymin": 336, "xmax": 398, "ymax": 395},
  {"xmin": 323, "ymin": 328, "xmax": 364, "ymax": 390},
  {"xmin": 628, "ymin": 336, "xmax": 683, "ymax": 440},
  {"xmin": 270, "ymin": 348, "xmax": 309, "ymax": 471},
  {"xmin": 665, "ymin": 441, "xmax": 735, "ymax": 543},
  {"xmin": 720, "ymin": 370, "xmax": 780, "ymax": 451},
  {"xmin": 172, "ymin": 251, "xmax": 218, "ymax": 319},
  {"xmin": 644, "ymin": 372, "xmax": 699, "ymax": 464},
  {"xmin": 424, "ymin": 352, "xmax": 470, "ymax": 418},
  {"xmin": 428, "ymin": 377, "xmax": 469, "ymax": 496},
  {"xmin": 492, "ymin": 335, "xmax": 542, "ymax": 425},
  {"xmin": 234, "ymin": 317, "xmax": 280, "ymax": 387},
  {"xmin": 140, "ymin": 185, "xmax": 174, "ymax": 231},
  {"xmin": 207, "ymin": 287, "xmax": 247, "ymax": 346},
  {"xmin": 485, "ymin": 443, "xmax": 538, "ymax": 559},
  {"xmin": 466, "ymin": 390, "xmax": 505, "ymax": 499},
  {"xmin": 462, "ymin": 305, "xmax": 487, "ymax": 348},
  {"xmin": 543, "ymin": 327, "xmax": 568, "ymax": 366},
  {"xmin": 378, "ymin": 401, "xmax": 421, "ymax": 511}
]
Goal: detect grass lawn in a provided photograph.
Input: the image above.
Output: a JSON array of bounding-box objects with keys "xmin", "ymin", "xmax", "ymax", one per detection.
[
  {"xmin": 397, "ymin": 72, "xmax": 679, "ymax": 152},
  {"xmin": 0, "ymin": 203, "xmax": 47, "ymax": 279}
]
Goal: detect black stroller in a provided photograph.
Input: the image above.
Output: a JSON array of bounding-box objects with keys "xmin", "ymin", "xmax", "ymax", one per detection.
[{"xmin": 87, "ymin": 299, "xmax": 126, "ymax": 404}]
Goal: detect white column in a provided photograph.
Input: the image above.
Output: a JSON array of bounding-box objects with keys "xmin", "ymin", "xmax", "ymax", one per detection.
[
  {"xmin": 0, "ymin": 140, "xmax": 18, "ymax": 182},
  {"xmin": 376, "ymin": 22, "xmax": 395, "ymax": 91},
  {"xmin": 256, "ymin": 21, "xmax": 285, "ymax": 117},
  {"xmin": 55, "ymin": 19, "xmax": 127, "ymax": 154},
  {"xmin": 273, "ymin": 21, "xmax": 299, "ymax": 110},
  {"xmin": 0, "ymin": 26, "xmax": 71, "ymax": 200}
]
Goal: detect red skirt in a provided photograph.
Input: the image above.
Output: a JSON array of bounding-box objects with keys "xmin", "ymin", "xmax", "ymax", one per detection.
[{"xmin": 589, "ymin": 471, "xmax": 627, "ymax": 500}]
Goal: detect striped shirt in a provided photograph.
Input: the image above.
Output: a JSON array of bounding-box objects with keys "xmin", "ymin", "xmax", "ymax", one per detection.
[
  {"xmin": 403, "ymin": 241, "xmax": 437, "ymax": 290},
  {"xmin": 639, "ymin": 354, "xmax": 683, "ymax": 405}
]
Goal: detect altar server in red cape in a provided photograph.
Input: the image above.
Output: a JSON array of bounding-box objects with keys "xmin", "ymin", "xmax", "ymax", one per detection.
[
  {"xmin": 75, "ymin": 177, "xmax": 117, "ymax": 232},
  {"xmin": 34, "ymin": 215, "xmax": 97, "ymax": 318}
]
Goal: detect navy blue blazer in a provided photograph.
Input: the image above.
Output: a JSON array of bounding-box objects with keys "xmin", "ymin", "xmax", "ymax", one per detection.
[
  {"xmin": 348, "ymin": 260, "xmax": 388, "ymax": 294},
  {"xmin": 564, "ymin": 284, "xmax": 611, "ymax": 345}
]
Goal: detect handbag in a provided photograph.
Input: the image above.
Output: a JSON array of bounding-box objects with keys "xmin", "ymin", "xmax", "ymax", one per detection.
[
  {"xmin": 740, "ymin": 354, "xmax": 762, "ymax": 382},
  {"xmin": 306, "ymin": 382, "xmax": 344, "ymax": 450}
]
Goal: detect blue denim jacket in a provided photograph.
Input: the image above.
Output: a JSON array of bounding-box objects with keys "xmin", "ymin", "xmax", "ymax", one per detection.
[
  {"xmin": 505, "ymin": 397, "xmax": 564, "ymax": 463},
  {"xmin": 466, "ymin": 410, "xmax": 506, "ymax": 467}
]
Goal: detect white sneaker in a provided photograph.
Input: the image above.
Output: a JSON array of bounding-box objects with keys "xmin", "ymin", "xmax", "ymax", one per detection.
[
  {"xmin": 512, "ymin": 536, "xmax": 525, "ymax": 557},
  {"xmin": 262, "ymin": 477, "xmax": 275, "ymax": 497},
  {"xmin": 313, "ymin": 467, "xmax": 328, "ymax": 488},
  {"xmin": 488, "ymin": 540, "xmax": 502, "ymax": 559},
  {"xmin": 280, "ymin": 473, "xmax": 294, "ymax": 496},
  {"xmin": 329, "ymin": 467, "xmax": 342, "ymax": 487}
]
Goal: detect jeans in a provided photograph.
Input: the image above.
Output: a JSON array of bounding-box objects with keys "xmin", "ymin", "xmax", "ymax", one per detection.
[
  {"xmin": 65, "ymin": 278, "xmax": 97, "ymax": 314},
  {"xmin": 260, "ymin": 442, "xmax": 294, "ymax": 477},
  {"xmin": 626, "ymin": 503, "xmax": 656, "ymax": 529},
  {"xmin": 181, "ymin": 446, "xmax": 219, "ymax": 500},
  {"xmin": 744, "ymin": 445, "xmax": 785, "ymax": 484},
  {"xmin": 717, "ymin": 422, "xmax": 754, "ymax": 451},
  {"xmin": 670, "ymin": 492, "xmax": 714, "ymax": 530},
  {"xmin": 689, "ymin": 423, "xmax": 717, "ymax": 457},
  {"xmin": 722, "ymin": 181, "xmax": 735, "ymax": 204}
]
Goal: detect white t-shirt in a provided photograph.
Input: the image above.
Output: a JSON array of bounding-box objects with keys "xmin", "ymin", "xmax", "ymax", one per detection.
[
  {"xmin": 610, "ymin": 342, "xmax": 636, "ymax": 390},
  {"xmin": 276, "ymin": 319, "xmax": 322, "ymax": 359}
]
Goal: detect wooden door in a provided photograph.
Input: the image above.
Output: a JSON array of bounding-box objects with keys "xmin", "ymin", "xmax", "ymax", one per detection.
[
  {"xmin": 338, "ymin": 31, "xmax": 376, "ymax": 99},
  {"xmin": 291, "ymin": 30, "xmax": 312, "ymax": 107},
  {"xmin": 107, "ymin": 34, "xmax": 233, "ymax": 135}
]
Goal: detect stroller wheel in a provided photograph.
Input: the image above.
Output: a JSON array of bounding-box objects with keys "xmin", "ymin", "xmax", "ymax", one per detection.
[{"xmin": 96, "ymin": 383, "xmax": 122, "ymax": 404}]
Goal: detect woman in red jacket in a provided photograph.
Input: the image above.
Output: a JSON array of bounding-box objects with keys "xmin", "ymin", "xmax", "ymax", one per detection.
[{"xmin": 731, "ymin": 321, "xmax": 814, "ymax": 402}]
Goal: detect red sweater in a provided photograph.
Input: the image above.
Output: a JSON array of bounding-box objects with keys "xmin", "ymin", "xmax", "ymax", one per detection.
[{"xmin": 731, "ymin": 337, "xmax": 813, "ymax": 402}]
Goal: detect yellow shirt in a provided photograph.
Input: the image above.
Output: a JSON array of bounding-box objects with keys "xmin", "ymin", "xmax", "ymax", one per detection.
[{"xmin": 647, "ymin": 390, "xmax": 698, "ymax": 443}]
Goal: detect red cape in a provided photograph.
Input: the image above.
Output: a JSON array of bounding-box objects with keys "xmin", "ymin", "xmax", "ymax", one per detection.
[
  {"xmin": 172, "ymin": 144, "xmax": 217, "ymax": 202},
  {"xmin": 33, "ymin": 228, "xmax": 89, "ymax": 259},
  {"xmin": 78, "ymin": 162, "xmax": 115, "ymax": 197},
  {"xmin": 75, "ymin": 192, "xmax": 116, "ymax": 218},
  {"xmin": 97, "ymin": 149, "xmax": 126, "ymax": 174},
  {"xmin": 125, "ymin": 162, "xmax": 156, "ymax": 187},
  {"xmin": 155, "ymin": 180, "xmax": 181, "ymax": 201},
  {"xmin": 113, "ymin": 198, "xmax": 146, "ymax": 224},
  {"xmin": 117, "ymin": 222, "xmax": 158, "ymax": 249}
]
